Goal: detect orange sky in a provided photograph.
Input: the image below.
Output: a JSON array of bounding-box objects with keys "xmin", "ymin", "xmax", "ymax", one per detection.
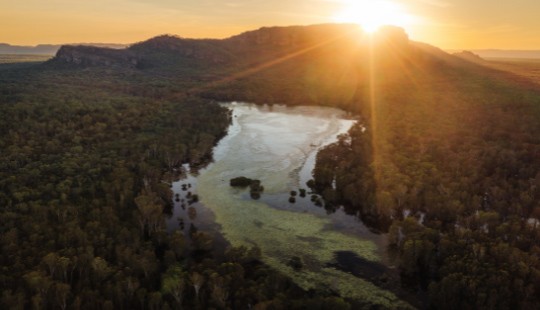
[{"xmin": 1, "ymin": 0, "xmax": 540, "ymax": 49}]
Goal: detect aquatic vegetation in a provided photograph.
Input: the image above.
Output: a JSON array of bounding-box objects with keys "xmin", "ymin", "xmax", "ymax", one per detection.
[{"xmin": 193, "ymin": 103, "xmax": 409, "ymax": 307}]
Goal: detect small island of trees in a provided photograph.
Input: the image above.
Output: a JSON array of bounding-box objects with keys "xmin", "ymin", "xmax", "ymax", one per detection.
[{"xmin": 229, "ymin": 176, "xmax": 264, "ymax": 199}]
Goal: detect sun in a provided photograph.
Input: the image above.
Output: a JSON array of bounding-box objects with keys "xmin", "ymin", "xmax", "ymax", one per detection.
[{"xmin": 332, "ymin": 0, "xmax": 414, "ymax": 33}]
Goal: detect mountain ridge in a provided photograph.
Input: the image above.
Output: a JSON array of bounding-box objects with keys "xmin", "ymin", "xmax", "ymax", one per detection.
[
  {"xmin": 446, "ymin": 49, "xmax": 540, "ymax": 59},
  {"xmin": 47, "ymin": 24, "xmax": 419, "ymax": 70},
  {"xmin": 43, "ymin": 23, "xmax": 493, "ymax": 113}
]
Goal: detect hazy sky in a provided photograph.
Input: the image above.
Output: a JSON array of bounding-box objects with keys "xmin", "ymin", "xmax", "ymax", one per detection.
[{"xmin": 1, "ymin": 0, "xmax": 540, "ymax": 49}]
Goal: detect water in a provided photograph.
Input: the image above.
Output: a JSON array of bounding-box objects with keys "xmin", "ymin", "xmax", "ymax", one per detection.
[{"xmin": 166, "ymin": 102, "xmax": 409, "ymax": 307}]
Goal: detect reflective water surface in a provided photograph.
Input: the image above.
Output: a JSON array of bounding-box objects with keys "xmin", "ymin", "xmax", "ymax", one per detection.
[{"xmin": 167, "ymin": 102, "xmax": 409, "ymax": 307}]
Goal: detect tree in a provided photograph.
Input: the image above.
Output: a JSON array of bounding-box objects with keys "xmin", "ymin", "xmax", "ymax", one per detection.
[
  {"xmin": 23, "ymin": 271, "xmax": 52, "ymax": 300},
  {"xmin": 42, "ymin": 252, "xmax": 60, "ymax": 278},
  {"xmin": 54, "ymin": 282, "xmax": 71, "ymax": 310},
  {"xmin": 190, "ymin": 272, "xmax": 205, "ymax": 300},
  {"xmin": 169, "ymin": 231, "xmax": 186, "ymax": 259},
  {"xmin": 161, "ymin": 265, "xmax": 186, "ymax": 307}
]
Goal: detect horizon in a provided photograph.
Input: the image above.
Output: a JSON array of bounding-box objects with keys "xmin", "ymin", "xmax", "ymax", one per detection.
[
  {"xmin": 2, "ymin": 0, "xmax": 540, "ymax": 50},
  {"xmin": 3, "ymin": 24, "xmax": 540, "ymax": 52}
]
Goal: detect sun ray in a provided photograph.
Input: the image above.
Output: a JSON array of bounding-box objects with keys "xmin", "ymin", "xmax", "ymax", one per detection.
[{"xmin": 190, "ymin": 27, "xmax": 362, "ymax": 93}]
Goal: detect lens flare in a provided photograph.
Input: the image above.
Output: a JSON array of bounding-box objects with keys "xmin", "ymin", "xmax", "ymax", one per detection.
[{"xmin": 332, "ymin": 0, "xmax": 415, "ymax": 33}]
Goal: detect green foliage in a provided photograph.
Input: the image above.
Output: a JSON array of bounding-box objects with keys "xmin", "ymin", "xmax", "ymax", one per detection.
[
  {"xmin": 229, "ymin": 176, "xmax": 256, "ymax": 187},
  {"xmin": 0, "ymin": 64, "xmax": 238, "ymax": 309},
  {"xmin": 230, "ymin": 177, "xmax": 265, "ymax": 199},
  {"xmin": 307, "ymin": 46, "xmax": 540, "ymax": 307},
  {"xmin": 161, "ymin": 265, "xmax": 186, "ymax": 306}
]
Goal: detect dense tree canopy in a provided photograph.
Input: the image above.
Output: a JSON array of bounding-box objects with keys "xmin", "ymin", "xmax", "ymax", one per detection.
[
  {"xmin": 308, "ymin": 50, "xmax": 540, "ymax": 308},
  {"xmin": 0, "ymin": 65, "xmax": 342, "ymax": 309}
]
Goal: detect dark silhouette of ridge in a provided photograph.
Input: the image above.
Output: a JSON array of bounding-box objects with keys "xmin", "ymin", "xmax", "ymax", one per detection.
[
  {"xmin": 47, "ymin": 24, "xmax": 409, "ymax": 69},
  {"xmin": 47, "ymin": 24, "xmax": 471, "ymax": 72},
  {"xmin": 45, "ymin": 23, "xmax": 498, "ymax": 109},
  {"xmin": 54, "ymin": 45, "xmax": 139, "ymax": 68},
  {"xmin": 44, "ymin": 23, "xmax": 499, "ymax": 115}
]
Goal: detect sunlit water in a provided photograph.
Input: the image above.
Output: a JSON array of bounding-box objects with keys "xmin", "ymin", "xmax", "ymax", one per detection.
[{"xmin": 167, "ymin": 102, "xmax": 409, "ymax": 307}]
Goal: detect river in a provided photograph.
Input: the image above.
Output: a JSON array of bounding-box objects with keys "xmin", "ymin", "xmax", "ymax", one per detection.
[{"xmin": 166, "ymin": 102, "xmax": 410, "ymax": 308}]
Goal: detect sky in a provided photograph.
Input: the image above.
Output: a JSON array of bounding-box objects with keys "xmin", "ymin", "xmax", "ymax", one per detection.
[{"xmin": 1, "ymin": 0, "xmax": 540, "ymax": 49}]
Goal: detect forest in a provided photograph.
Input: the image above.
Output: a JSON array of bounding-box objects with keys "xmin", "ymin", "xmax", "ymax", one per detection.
[
  {"xmin": 1, "ymin": 24, "xmax": 540, "ymax": 309},
  {"xmin": 309, "ymin": 46, "xmax": 540, "ymax": 308},
  {"xmin": 0, "ymin": 64, "xmax": 357, "ymax": 309}
]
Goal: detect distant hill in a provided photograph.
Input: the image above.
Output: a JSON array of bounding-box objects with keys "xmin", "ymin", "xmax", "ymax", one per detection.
[
  {"xmin": 447, "ymin": 49, "xmax": 540, "ymax": 59},
  {"xmin": 453, "ymin": 50, "xmax": 487, "ymax": 64},
  {"xmin": 50, "ymin": 24, "xmax": 372, "ymax": 68},
  {"xmin": 47, "ymin": 24, "xmax": 437, "ymax": 72},
  {"xmin": 44, "ymin": 24, "xmax": 484, "ymax": 111},
  {"xmin": 0, "ymin": 43, "xmax": 127, "ymax": 55}
]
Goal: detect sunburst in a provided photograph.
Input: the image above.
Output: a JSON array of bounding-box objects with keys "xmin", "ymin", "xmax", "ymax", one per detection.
[{"xmin": 332, "ymin": 0, "xmax": 414, "ymax": 33}]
